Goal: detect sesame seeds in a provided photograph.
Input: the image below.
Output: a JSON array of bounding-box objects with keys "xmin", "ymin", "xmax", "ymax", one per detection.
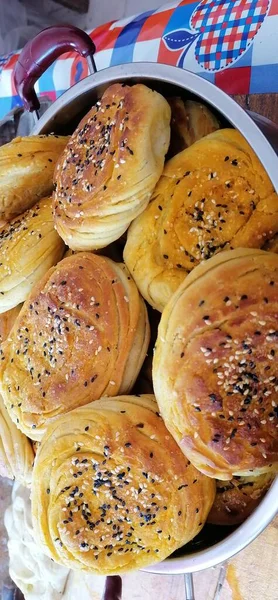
[
  {"xmin": 203, "ymin": 315, "xmax": 211, "ymax": 324},
  {"xmin": 194, "ymin": 290, "xmax": 278, "ymax": 458}
]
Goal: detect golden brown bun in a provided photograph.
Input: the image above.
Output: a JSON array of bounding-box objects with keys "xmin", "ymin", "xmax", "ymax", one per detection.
[
  {"xmin": 124, "ymin": 129, "xmax": 277, "ymax": 311},
  {"xmin": 0, "ymin": 135, "xmax": 69, "ymax": 220},
  {"xmin": 0, "ymin": 253, "xmax": 150, "ymax": 440},
  {"xmin": 31, "ymin": 394, "xmax": 215, "ymax": 574},
  {"xmin": 168, "ymin": 97, "xmax": 219, "ymax": 157},
  {"xmin": 0, "ymin": 197, "xmax": 65, "ymax": 313},
  {"xmin": 0, "ymin": 305, "xmax": 34, "ymax": 485},
  {"xmin": 53, "ymin": 83, "xmax": 171, "ymax": 250},
  {"xmin": 0, "ymin": 395, "xmax": 34, "ymax": 485},
  {"xmin": 153, "ymin": 248, "xmax": 278, "ymax": 480},
  {"xmin": 208, "ymin": 471, "xmax": 275, "ymax": 526}
]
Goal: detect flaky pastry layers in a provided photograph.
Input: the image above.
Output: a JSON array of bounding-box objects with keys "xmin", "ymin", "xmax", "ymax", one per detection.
[
  {"xmin": 53, "ymin": 83, "xmax": 171, "ymax": 250},
  {"xmin": 153, "ymin": 249, "xmax": 278, "ymax": 480},
  {"xmin": 0, "ymin": 307, "xmax": 34, "ymax": 485},
  {"xmin": 0, "ymin": 395, "xmax": 34, "ymax": 485},
  {"xmin": 0, "ymin": 135, "xmax": 69, "ymax": 220},
  {"xmin": 0, "ymin": 197, "xmax": 65, "ymax": 313},
  {"xmin": 124, "ymin": 129, "xmax": 278, "ymax": 311},
  {"xmin": 207, "ymin": 471, "xmax": 275, "ymax": 526},
  {"xmin": 0, "ymin": 253, "xmax": 150, "ymax": 441},
  {"xmin": 31, "ymin": 394, "xmax": 215, "ymax": 574}
]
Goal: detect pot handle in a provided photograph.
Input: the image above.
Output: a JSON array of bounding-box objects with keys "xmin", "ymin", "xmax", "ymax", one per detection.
[
  {"xmin": 102, "ymin": 576, "xmax": 122, "ymax": 600},
  {"xmin": 14, "ymin": 25, "xmax": 96, "ymax": 116}
]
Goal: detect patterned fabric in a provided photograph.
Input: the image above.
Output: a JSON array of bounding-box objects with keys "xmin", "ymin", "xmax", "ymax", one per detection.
[
  {"xmin": 0, "ymin": 0, "xmax": 277, "ymax": 120},
  {"xmin": 191, "ymin": 0, "xmax": 270, "ymax": 70}
]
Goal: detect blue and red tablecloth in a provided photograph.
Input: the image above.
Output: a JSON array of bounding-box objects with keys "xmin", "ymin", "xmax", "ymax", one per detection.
[{"xmin": 0, "ymin": 0, "xmax": 277, "ymax": 120}]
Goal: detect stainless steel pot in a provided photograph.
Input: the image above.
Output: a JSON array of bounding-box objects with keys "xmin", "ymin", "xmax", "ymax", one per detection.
[{"xmin": 14, "ymin": 25, "xmax": 278, "ymax": 579}]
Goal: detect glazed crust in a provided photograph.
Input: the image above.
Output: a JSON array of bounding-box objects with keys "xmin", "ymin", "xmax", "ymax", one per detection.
[
  {"xmin": 0, "ymin": 307, "xmax": 34, "ymax": 485},
  {"xmin": 207, "ymin": 471, "xmax": 275, "ymax": 526},
  {"xmin": 31, "ymin": 394, "xmax": 215, "ymax": 574},
  {"xmin": 153, "ymin": 248, "xmax": 278, "ymax": 479},
  {"xmin": 0, "ymin": 253, "xmax": 150, "ymax": 440},
  {"xmin": 0, "ymin": 197, "xmax": 65, "ymax": 313},
  {"xmin": 0, "ymin": 135, "xmax": 69, "ymax": 219},
  {"xmin": 53, "ymin": 83, "xmax": 171, "ymax": 250},
  {"xmin": 124, "ymin": 129, "xmax": 277, "ymax": 311}
]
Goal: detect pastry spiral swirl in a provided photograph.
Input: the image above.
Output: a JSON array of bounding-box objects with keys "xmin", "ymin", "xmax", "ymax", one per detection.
[
  {"xmin": 31, "ymin": 395, "xmax": 215, "ymax": 574},
  {"xmin": 0, "ymin": 253, "xmax": 150, "ymax": 440},
  {"xmin": 0, "ymin": 306, "xmax": 33, "ymax": 485},
  {"xmin": 153, "ymin": 249, "xmax": 278, "ymax": 479},
  {"xmin": 124, "ymin": 129, "xmax": 278, "ymax": 311},
  {"xmin": 53, "ymin": 83, "xmax": 171, "ymax": 250}
]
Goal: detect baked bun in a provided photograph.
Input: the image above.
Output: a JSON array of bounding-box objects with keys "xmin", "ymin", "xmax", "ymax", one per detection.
[
  {"xmin": 0, "ymin": 196, "xmax": 65, "ymax": 313},
  {"xmin": 208, "ymin": 471, "xmax": 275, "ymax": 526},
  {"xmin": 0, "ymin": 135, "xmax": 69, "ymax": 220},
  {"xmin": 124, "ymin": 129, "xmax": 277, "ymax": 311},
  {"xmin": 53, "ymin": 83, "xmax": 171, "ymax": 250},
  {"xmin": 0, "ymin": 253, "xmax": 150, "ymax": 440},
  {"xmin": 31, "ymin": 394, "xmax": 215, "ymax": 574},
  {"xmin": 0, "ymin": 305, "xmax": 34, "ymax": 485},
  {"xmin": 153, "ymin": 248, "xmax": 278, "ymax": 479},
  {"xmin": 0, "ymin": 395, "xmax": 34, "ymax": 485},
  {"xmin": 168, "ymin": 97, "xmax": 219, "ymax": 157}
]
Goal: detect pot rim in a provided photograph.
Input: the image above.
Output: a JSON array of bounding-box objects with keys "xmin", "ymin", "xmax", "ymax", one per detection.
[
  {"xmin": 33, "ymin": 62, "xmax": 278, "ymax": 192},
  {"xmin": 33, "ymin": 61, "xmax": 278, "ymax": 574},
  {"xmin": 145, "ymin": 476, "xmax": 278, "ymax": 574}
]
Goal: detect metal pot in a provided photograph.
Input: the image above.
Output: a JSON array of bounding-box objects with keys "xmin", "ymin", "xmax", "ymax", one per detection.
[{"xmin": 14, "ymin": 25, "xmax": 278, "ymax": 578}]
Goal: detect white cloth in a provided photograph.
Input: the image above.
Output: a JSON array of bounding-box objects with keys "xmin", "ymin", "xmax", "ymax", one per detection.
[{"xmin": 4, "ymin": 482, "xmax": 69, "ymax": 600}]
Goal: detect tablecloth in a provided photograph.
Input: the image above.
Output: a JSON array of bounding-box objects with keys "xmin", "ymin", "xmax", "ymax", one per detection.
[{"xmin": 0, "ymin": 0, "xmax": 277, "ymax": 120}]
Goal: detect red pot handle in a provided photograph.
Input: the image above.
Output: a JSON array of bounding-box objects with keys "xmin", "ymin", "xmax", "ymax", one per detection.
[
  {"xmin": 103, "ymin": 576, "xmax": 122, "ymax": 600},
  {"xmin": 14, "ymin": 25, "xmax": 96, "ymax": 113}
]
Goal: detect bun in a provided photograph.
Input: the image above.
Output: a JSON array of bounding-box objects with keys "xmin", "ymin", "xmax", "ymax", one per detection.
[
  {"xmin": 208, "ymin": 471, "xmax": 275, "ymax": 526},
  {"xmin": 153, "ymin": 248, "xmax": 278, "ymax": 479},
  {"xmin": 0, "ymin": 253, "xmax": 150, "ymax": 440},
  {"xmin": 31, "ymin": 394, "xmax": 215, "ymax": 574},
  {"xmin": 124, "ymin": 129, "xmax": 277, "ymax": 311},
  {"xmin": 168, "ymin": 97, "xmax": 219, "ymax": 157},
  {"xmin": 53, "ymin": 83, "xmax": 171, "ymax": 250},
  {"xmin": 0, "ymin": 306, "xmax": 33, "ymax": 485},
  {"xmin": 0, "ymin": 395, "xmax": 34, "ymax": 485},
  {"xmin": 0, "ymin": 196, "xmax": 65, "ymax": 313},
  {"xmin": 0, "ymin": 135, "xmax": 69, "ymax": 219}
]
